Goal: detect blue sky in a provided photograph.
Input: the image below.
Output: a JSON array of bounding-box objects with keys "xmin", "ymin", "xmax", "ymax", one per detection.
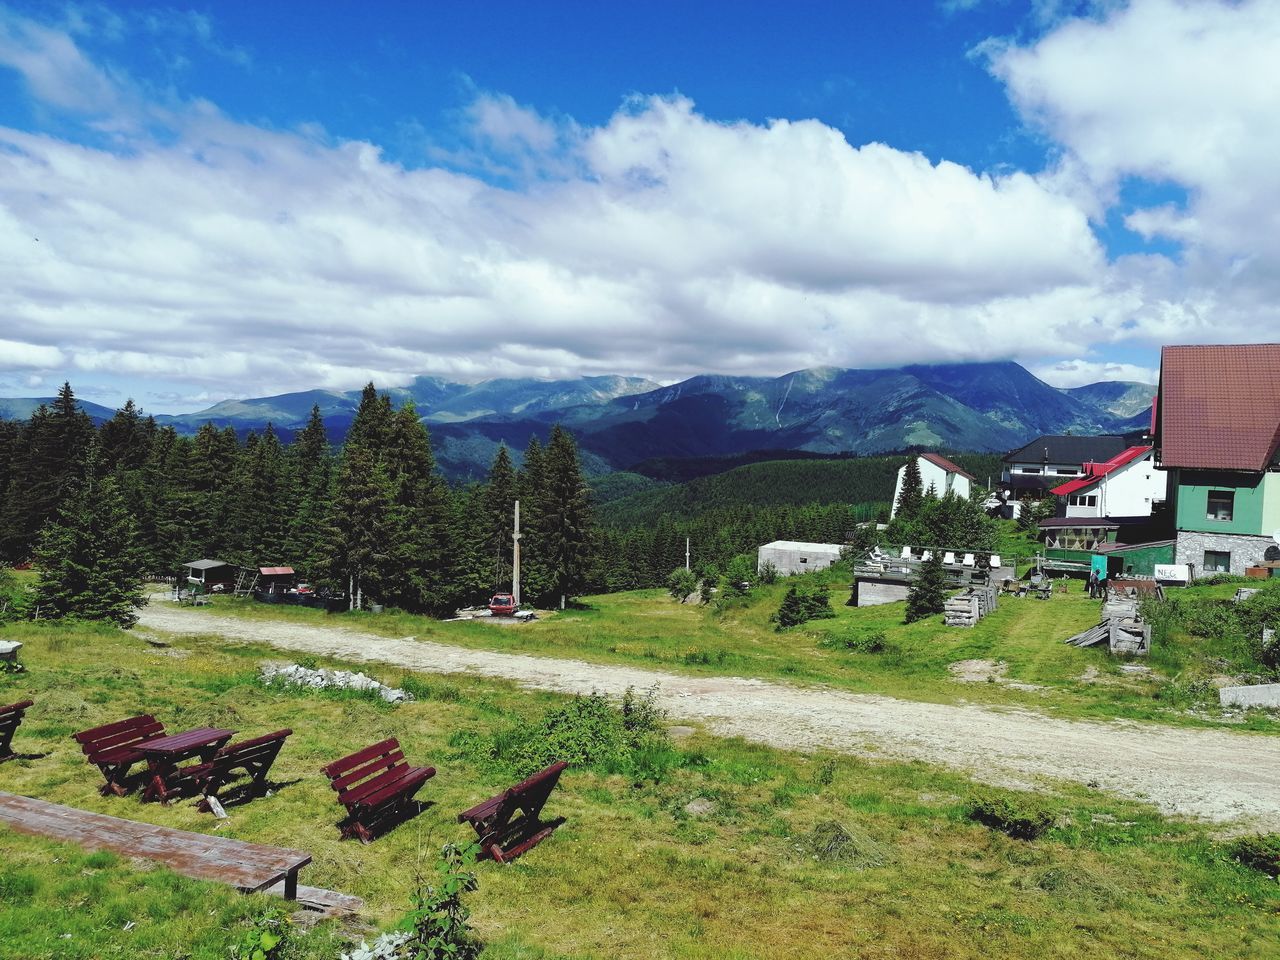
[{"xmin": 1, "ymin": 0, "xmax": 1275, "ymax": 412}]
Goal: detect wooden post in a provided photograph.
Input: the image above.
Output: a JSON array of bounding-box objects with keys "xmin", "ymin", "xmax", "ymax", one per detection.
[{"xmin": 512, "ymin": 500, "xmax": 522, "ymax": 608}]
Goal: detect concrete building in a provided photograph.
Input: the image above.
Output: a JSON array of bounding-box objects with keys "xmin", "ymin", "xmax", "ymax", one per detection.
[
  {"xmin": 1051, "ymin": 446, "xmax": 1167, "ymax": 519},
  {"xmin": 757, "ymin": 540, "xmax": 843, "ymax": 577},
  {"xmin": 1153, "ymin": 343, "xmax": 1280, "ymax": 577},
  {"xmin": 890, "ymin": 453, "xmax": 975, "ymax": 518}
]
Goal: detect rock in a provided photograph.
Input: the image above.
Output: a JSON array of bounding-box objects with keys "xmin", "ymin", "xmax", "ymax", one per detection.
[
  {"xmin": 668, "ymin": 725, "xmax": 696, "ymax": 739},
  {"xmin": 259, "ymin": 663, "xmax": 414, "ymax": 703},
  {"xmin": 684, "ymin": 797, "xmax": 717, "ymax": 817}
]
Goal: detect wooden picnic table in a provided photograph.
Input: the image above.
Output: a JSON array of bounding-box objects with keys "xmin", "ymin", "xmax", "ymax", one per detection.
[{"xmin": 139, "ymin": 728, "xmax": 235, "ymax": 803}]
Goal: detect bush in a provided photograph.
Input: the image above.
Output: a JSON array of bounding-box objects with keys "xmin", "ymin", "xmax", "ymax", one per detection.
[
  {"xmin": 905, "ymin": 552, "xmax": 947, "ymax": 624},
  {"xmin": 1228, "ymin": 834, "xmax": 1280, "ymax": 877},
  {"xmin": 758, "ymin": 560, "xmax": 780, "ymax": 585},
  {"xmin": 774, "ymin": 586, "xmax": 836, "ymax": 630},
  {"xmin": 820, "ymin": 630, "xmax": 889, "ymax": 653},
  {"xmin": 471, "ymin": 686, "xmax": 674, "ymax": 780},
  {"xmin": 666, "ymin": 567, "xmax": 697, "ymax": 600},
  {"xmin": 966, "ymin": 792, "xmax": 1057, "ymax": 840}
]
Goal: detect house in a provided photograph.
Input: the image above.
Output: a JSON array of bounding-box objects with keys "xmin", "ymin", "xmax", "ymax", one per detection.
[
  {"xmin": 1000, "ymin": 435, "xmax": 1130, "ymax": 503},
  {"xmin": 1153, "ymin": 343, "xmax": 1280, "ymax": 576},
  {"xmin": 890, "ymin": 453, "xmax": 975, "ymax": 518},
  {"xmin": 1050, "ymin": 446, "xmax": 1167, "ymax": 519},
  {"xmin": 757, "ymin": 541, "xmax": 843, "ymax": 577}
]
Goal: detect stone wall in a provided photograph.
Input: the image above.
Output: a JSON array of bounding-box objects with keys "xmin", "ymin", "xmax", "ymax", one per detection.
[
  {"xmin": 1174, "ymin": 530, "xmax": 1272, "ymax": 576},
  {"xmin": 855, "ymin": 579, "xmax": 910, "ymax": 607}
]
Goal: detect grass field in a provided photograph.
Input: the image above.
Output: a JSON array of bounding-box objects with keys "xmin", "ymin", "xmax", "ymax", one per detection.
[
  {"xmin": 188, "ymin": 568, "xmax": 1280, "ymax": 732},
  {"xmin": 1, "ymin": 621, "xmax": 1278, "ymax": 959}
]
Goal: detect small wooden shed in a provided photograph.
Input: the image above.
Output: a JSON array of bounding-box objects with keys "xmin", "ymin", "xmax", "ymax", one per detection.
[{"xmin": 182, "ymin": 558, "xmax": 236, "ymax": 593}]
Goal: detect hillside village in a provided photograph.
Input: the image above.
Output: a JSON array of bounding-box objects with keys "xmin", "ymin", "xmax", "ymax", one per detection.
[{"xmin": 1, "ymin": 342, "xmax": 1279, "ymax": 959}]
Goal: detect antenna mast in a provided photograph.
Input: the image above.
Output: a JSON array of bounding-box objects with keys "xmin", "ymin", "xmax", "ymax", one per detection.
[{"xmin": 512, "ymin": 499, "xmax": 522, "ymax": 607}]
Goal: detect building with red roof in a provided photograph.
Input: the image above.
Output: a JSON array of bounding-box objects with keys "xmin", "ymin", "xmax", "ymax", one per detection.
[
  {"xmin": 1153, "ymin": 343, "xmax": 1280, "ymax": 577},
  {"xmin": 1049, "ymin": 445, "xmax": 1166, "ymax": 519}
]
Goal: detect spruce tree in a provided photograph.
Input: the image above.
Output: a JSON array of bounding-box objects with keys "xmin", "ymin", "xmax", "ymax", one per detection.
[
  {"xmin": 540, "ymin": 426, "xmax": 593, "ymax": 610},
  {"xmin": 33, "ymin": 449, "xmax": 146, "ymax": 627},
  {"xmin": 905, "ymin": 550, "xmax": 948, "ymax": 624},
  {"xmin": 483, "ymin": 446, "xmax": 518, "ymax": 590},
  {"xmin": 895, "ymin": 457, "xmax": 924, "ymax": 521},
  {"xmin": 380, "ymin": 401, "xmax": 451, "ymax": 611},
  {"xmin": 517, "ymin": 436, "xmax": 551, "ymax": 603},
  {"xmin": 284, "ymin": 405, "xmax": 333, "ymax": 576},
  {"xmin": 319, "ymin": 445, "xmax": 394, "ymax": 610}
]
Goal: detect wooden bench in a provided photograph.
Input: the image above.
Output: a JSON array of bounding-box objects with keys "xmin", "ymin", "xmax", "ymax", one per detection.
[
  {"xmin": 321, "ymin": 738, "xmax": 435, "ymax": 843},
  {"xmin": 73, "ymin": 715, "xmax": 167, "ymax": 796},
  {"xmin": 190, "ymin": 729, "xmax": 292, "ymax": 813},
  {"xmin": 0, "ymin": 700, "xmax": 34, "ymax": 763},
  {"xmin": 458, "ymin": 761, "xmax": 568, "ymax": 863}
]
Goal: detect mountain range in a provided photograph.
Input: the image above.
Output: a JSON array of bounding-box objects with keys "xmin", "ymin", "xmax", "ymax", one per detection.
[{"xmin": 1, "ymin": 362, "xmax": 1154, "ymax": 480}]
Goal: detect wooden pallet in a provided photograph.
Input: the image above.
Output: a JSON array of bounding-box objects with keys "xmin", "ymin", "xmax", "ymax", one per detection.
[{"xmin": 0, "ymin": 791, "xmax": 358, "ymax": 913}]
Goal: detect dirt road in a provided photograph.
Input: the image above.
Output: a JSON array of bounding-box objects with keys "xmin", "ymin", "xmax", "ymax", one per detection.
[{"xmin": 138, "ymin": 603, "xmax": 1280, "ymax": 829}]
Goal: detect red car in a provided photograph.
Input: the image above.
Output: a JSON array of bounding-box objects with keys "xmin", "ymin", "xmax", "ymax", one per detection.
[{"xmin": 488, "ymin": 593, "xmax": 517, "ymax": 616}]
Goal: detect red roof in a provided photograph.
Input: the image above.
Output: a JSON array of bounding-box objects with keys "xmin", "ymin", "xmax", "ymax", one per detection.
[
  {"xmin": 1051, "ymin": 446, "xmax": 1151, "ymax": 495},
  {"xmin": 1156, "ymin": 343, "xmax": 1280, "ymax": 471},
  {"xmin": 259, "ymin": 566, "xmax": 294, "ymax": 576},
  {"xmin": 919, "ymin": 452, "xmax": 976, "ymax": 481}
]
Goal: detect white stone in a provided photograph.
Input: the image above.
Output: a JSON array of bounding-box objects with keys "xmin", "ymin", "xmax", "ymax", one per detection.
[{"xmin": 1219, "ymin": 684, "xmax": 1280, "ymax": 710}]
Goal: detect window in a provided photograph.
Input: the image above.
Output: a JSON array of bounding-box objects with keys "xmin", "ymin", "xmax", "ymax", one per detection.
[
  {"xmin": 1069, "ymin": 494, "xmax": 1097, "ymax": 507},
  {"xmin": 1056, "ymin": 467, "xmax": 1079, "ymax": 475},
  {"xmin": 1203, "ymin": 550, "xmax": 1231, "ymax": 573},
  {"xmin": 799, "ymin": 557, "xmax": 808, "ymax": 564},
  {"xmin": 1206, "ymin": 490, "xmax": 1234, "ymax": 521},
  {"xmin": 1020, "ymin": 466, "xmax": 1042, "ymax": 474}
]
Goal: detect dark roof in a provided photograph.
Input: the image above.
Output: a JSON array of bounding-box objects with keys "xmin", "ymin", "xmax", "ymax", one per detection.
[
  {"xmin": 183, "ymin": 558, "xmax": 230, "ymax": 570},
  {"xmin": 1156, "ymin": 343, "xmax": 1280, "ymax": 471},
  {"xmin": 1003, "ymin": 434, "xmax": 1128, "ymax": 466},
  {"xmin": 920, "ymin": 453, "xmax": 976, "ymax": 481},
  {"xmin": 1094, "ymin": 538, "xmax": 1176, "ymax": 554}
]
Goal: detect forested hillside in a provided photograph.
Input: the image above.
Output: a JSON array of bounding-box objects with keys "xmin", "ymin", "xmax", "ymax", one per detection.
[{"xmin": 599, "ymin": 453, "xmax": 1003, "ymax": 527}]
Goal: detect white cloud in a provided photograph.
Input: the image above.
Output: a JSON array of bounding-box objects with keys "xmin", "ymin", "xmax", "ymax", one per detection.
[
  {"xmin": 1030, "ymin": 358, "xmax": 1157, "ymax": 388},
  {"xmin": 986, "ymin": 0, "xmax": 1280, "ymax": 339},
  {"xmin": 1, "ymin": 3, "xmax": 1277, "ymax": 411}
]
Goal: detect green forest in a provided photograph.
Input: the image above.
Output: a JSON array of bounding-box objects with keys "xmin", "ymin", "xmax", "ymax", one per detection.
[{"xmin": 0, "ymin": 384, "xmax": 1005, "ymax": 617}]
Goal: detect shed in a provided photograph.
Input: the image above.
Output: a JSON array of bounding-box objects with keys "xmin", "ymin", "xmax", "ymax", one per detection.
[
  {"xmin": 181, "ymin": 559, "xmax": 236, "ymax": 592},
  {"xmin": 258, "ymin": 566, "xmax": 296, "ymax": 590},
  {"xmin": 757, "ymin": 541, "xmax": 843, "ymax": 577}
]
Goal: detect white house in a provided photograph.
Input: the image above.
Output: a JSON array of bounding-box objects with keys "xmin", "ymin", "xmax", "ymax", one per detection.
[
  {"xmin": 757, "ymin": 540, "xmax": 843, "ymax": 577},
  {"xmin": 1051, "ymin": 445, "xmax": 1167, "ymax": 518},
  {"xmin": 890, "ymin": 453, "xmax": 975, "ymax": 518}
]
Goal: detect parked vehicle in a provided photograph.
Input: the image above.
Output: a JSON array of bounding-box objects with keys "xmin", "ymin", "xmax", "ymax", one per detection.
[{"xmin": 488, "ymin": 593, "xmax": 517, "ymax": 616}]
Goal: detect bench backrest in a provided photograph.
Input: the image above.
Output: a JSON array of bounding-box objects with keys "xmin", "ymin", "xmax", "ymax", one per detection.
[
  {"xmin": 473, "ymin": 760, "xmax": 569, "ymax": 825},
  {"xmin": 321, "ymin": 738, "xmax": 412, "ymax": 807},
  {"xmin": 0, "ymin": 700, "xmax": 33, "ymax": 722},
  {"xmin": 73, "ymin": 715, "xmax": 165, "ymax": 762},
  {"xmin": 210, "ymin": 729, "xmax": 292, "ymax": 772}
]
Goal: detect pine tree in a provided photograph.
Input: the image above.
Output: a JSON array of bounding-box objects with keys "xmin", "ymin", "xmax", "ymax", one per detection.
[
  {"xmin": 517, "ymin": 436, "xmax": 552, "ymax": 603},
  {"xmin": 483, "ymin": 446, "xmax": 518, "ymax": 590},
  {"xmin": 284, "ymin": 405, "xmax": 333, "ymax": 576},
  {"xmin": 905, "ymin": 550, "xmax": 948, "ymax": 624},
  {"xmin": 540, "ymin": 426, "xmax": 594, "ymax": 609},
  {"xmin": 380, "ymin": 401, "xmax": 451, "ymax": 611},
  {"xmin": 895, "ymin": 457, "xmax": 924, "ymax": 521},
  {"xmin": 319, "ymin": 445, "xmax": 394, "ymax": 610},
  {"xmin": 33, "ymin": 448, "xmax": 146, "ymax": 627}
]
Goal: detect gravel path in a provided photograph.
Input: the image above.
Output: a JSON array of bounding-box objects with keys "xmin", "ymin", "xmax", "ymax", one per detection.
[{"xmin": 138, "ymin": 603, "xmax": 1280, "ymax": 829}]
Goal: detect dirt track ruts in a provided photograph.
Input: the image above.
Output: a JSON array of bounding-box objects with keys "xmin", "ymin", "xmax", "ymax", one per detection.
[{"xmin": 138, "ymin": 603, "xmax": 1280, "ymax": 829}]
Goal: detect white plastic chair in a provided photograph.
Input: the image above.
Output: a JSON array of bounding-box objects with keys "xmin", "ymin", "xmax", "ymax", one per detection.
[
  {"xmin": 989, "ymin": 554, "xmax": 1002, "ymax": 569},
  {"xmin": 943, "ymin": 552, "xmax": 956, "ymax": 565},
  {"xmin": 920, "ymin": 551, "xmax": 932, "ymax": 562},
  {"xmin": 900, "ymin": 546, "xmax": 913, "ymax": 560},
  {"xmin": 962, "ymin": 553, "xmax": 975, "ymax": 567}
]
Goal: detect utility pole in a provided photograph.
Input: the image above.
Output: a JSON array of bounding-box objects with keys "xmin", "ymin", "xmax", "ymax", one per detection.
[
  {"xmin": 685, "ymin": 537, "xmax": 690, "ymax": 571},
  {"xmin": 512, "ymin": 499, "xmax": 522, "ymax": 608}
]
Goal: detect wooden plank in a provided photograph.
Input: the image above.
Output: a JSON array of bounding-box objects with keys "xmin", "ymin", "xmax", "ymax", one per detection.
[
  {"xmin": 0, "ymin": 792, "xmax": 310, "ymax": 893},
  {"xmin": 263, "ymin": 880, "xmax": 365, "ymax": 915}
]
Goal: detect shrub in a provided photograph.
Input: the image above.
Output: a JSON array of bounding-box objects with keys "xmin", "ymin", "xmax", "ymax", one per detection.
[
  {"xmin": 774, "ymin": 586, "xmax": 836, "ymax": 630},
  {"xmin": 905, "ymin": 552, "xmax": 948, "ymax": 624},
  {"xmin": 666, "ymin": 567, "xmax": 697, "ymax": 600},
  {"xmin": 1228, "ymin": 834, "xmax": 1280, "ymax": 877},
  {"xmin": 966, "ymin": 791, "xmax": 1057, "ymax": 840},
  {"xmin": 474, "ymin": 686, "xmax": 674, "ymax": 780},
  {"xmin": 820, "ymin": 630, "xmax": 888, "ymax": 653},
  {"xmin": 402, "ymin": 843, "xmax": 482, "ymax": 960},
  {"xmin": 229, "ymin": 906, "xmax": 290, "ymax": 960},
  {"xmin": 758, "ymin": 560, "xmax": 780, "ymax": 585}
]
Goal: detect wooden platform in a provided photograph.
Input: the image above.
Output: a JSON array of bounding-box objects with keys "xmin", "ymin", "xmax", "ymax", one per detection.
[{"xmin": 0, "ymin": 791, "xmax": 355, "ymax": 910}]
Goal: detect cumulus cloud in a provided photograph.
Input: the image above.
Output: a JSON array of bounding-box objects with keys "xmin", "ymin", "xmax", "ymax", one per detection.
[
  {"xmin": 0, "ymin": 2, "xmax": 1276, "ymax": 410},
  {"xmin": 1031, "ymin": 358, "xmax": 1157, "ymax": 388},
  {"xmin": 986, "ymin": 0, "xmax": 1280, "ymax": 339}
]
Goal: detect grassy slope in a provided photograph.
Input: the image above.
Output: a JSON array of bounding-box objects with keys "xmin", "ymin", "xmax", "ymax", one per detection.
[
  {"xmin": 199, "ymin": 571, "xmax": 1278, "ymax": 731},
  {"xmin": 1, "ymin": 623, "xmax": 1278, "ymax": 959}
]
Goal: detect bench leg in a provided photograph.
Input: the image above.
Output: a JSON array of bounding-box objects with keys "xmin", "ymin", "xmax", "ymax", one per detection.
[{"xmin": 284, "ymin": 870, "xmax": 298, "ymax": 901}]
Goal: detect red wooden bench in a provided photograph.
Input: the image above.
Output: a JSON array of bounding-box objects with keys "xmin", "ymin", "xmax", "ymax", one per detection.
[
  {"xmin": 458, "ymin": 761, "xmax": 568, "ymax": 863},
  {"xmin": 73, "ymin": 714, "xmax": 167, "ymax": 796},
  {"xmin": 321, "ymin": 738, "xmax": 435, "ymax": 843},
  {"xmin": 0, "ymin": 700, "xmax": 34, "ymax": 763},
  {"xmin": 190, "ymin": 729, "xmax": 293, "ymax": 813}
]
